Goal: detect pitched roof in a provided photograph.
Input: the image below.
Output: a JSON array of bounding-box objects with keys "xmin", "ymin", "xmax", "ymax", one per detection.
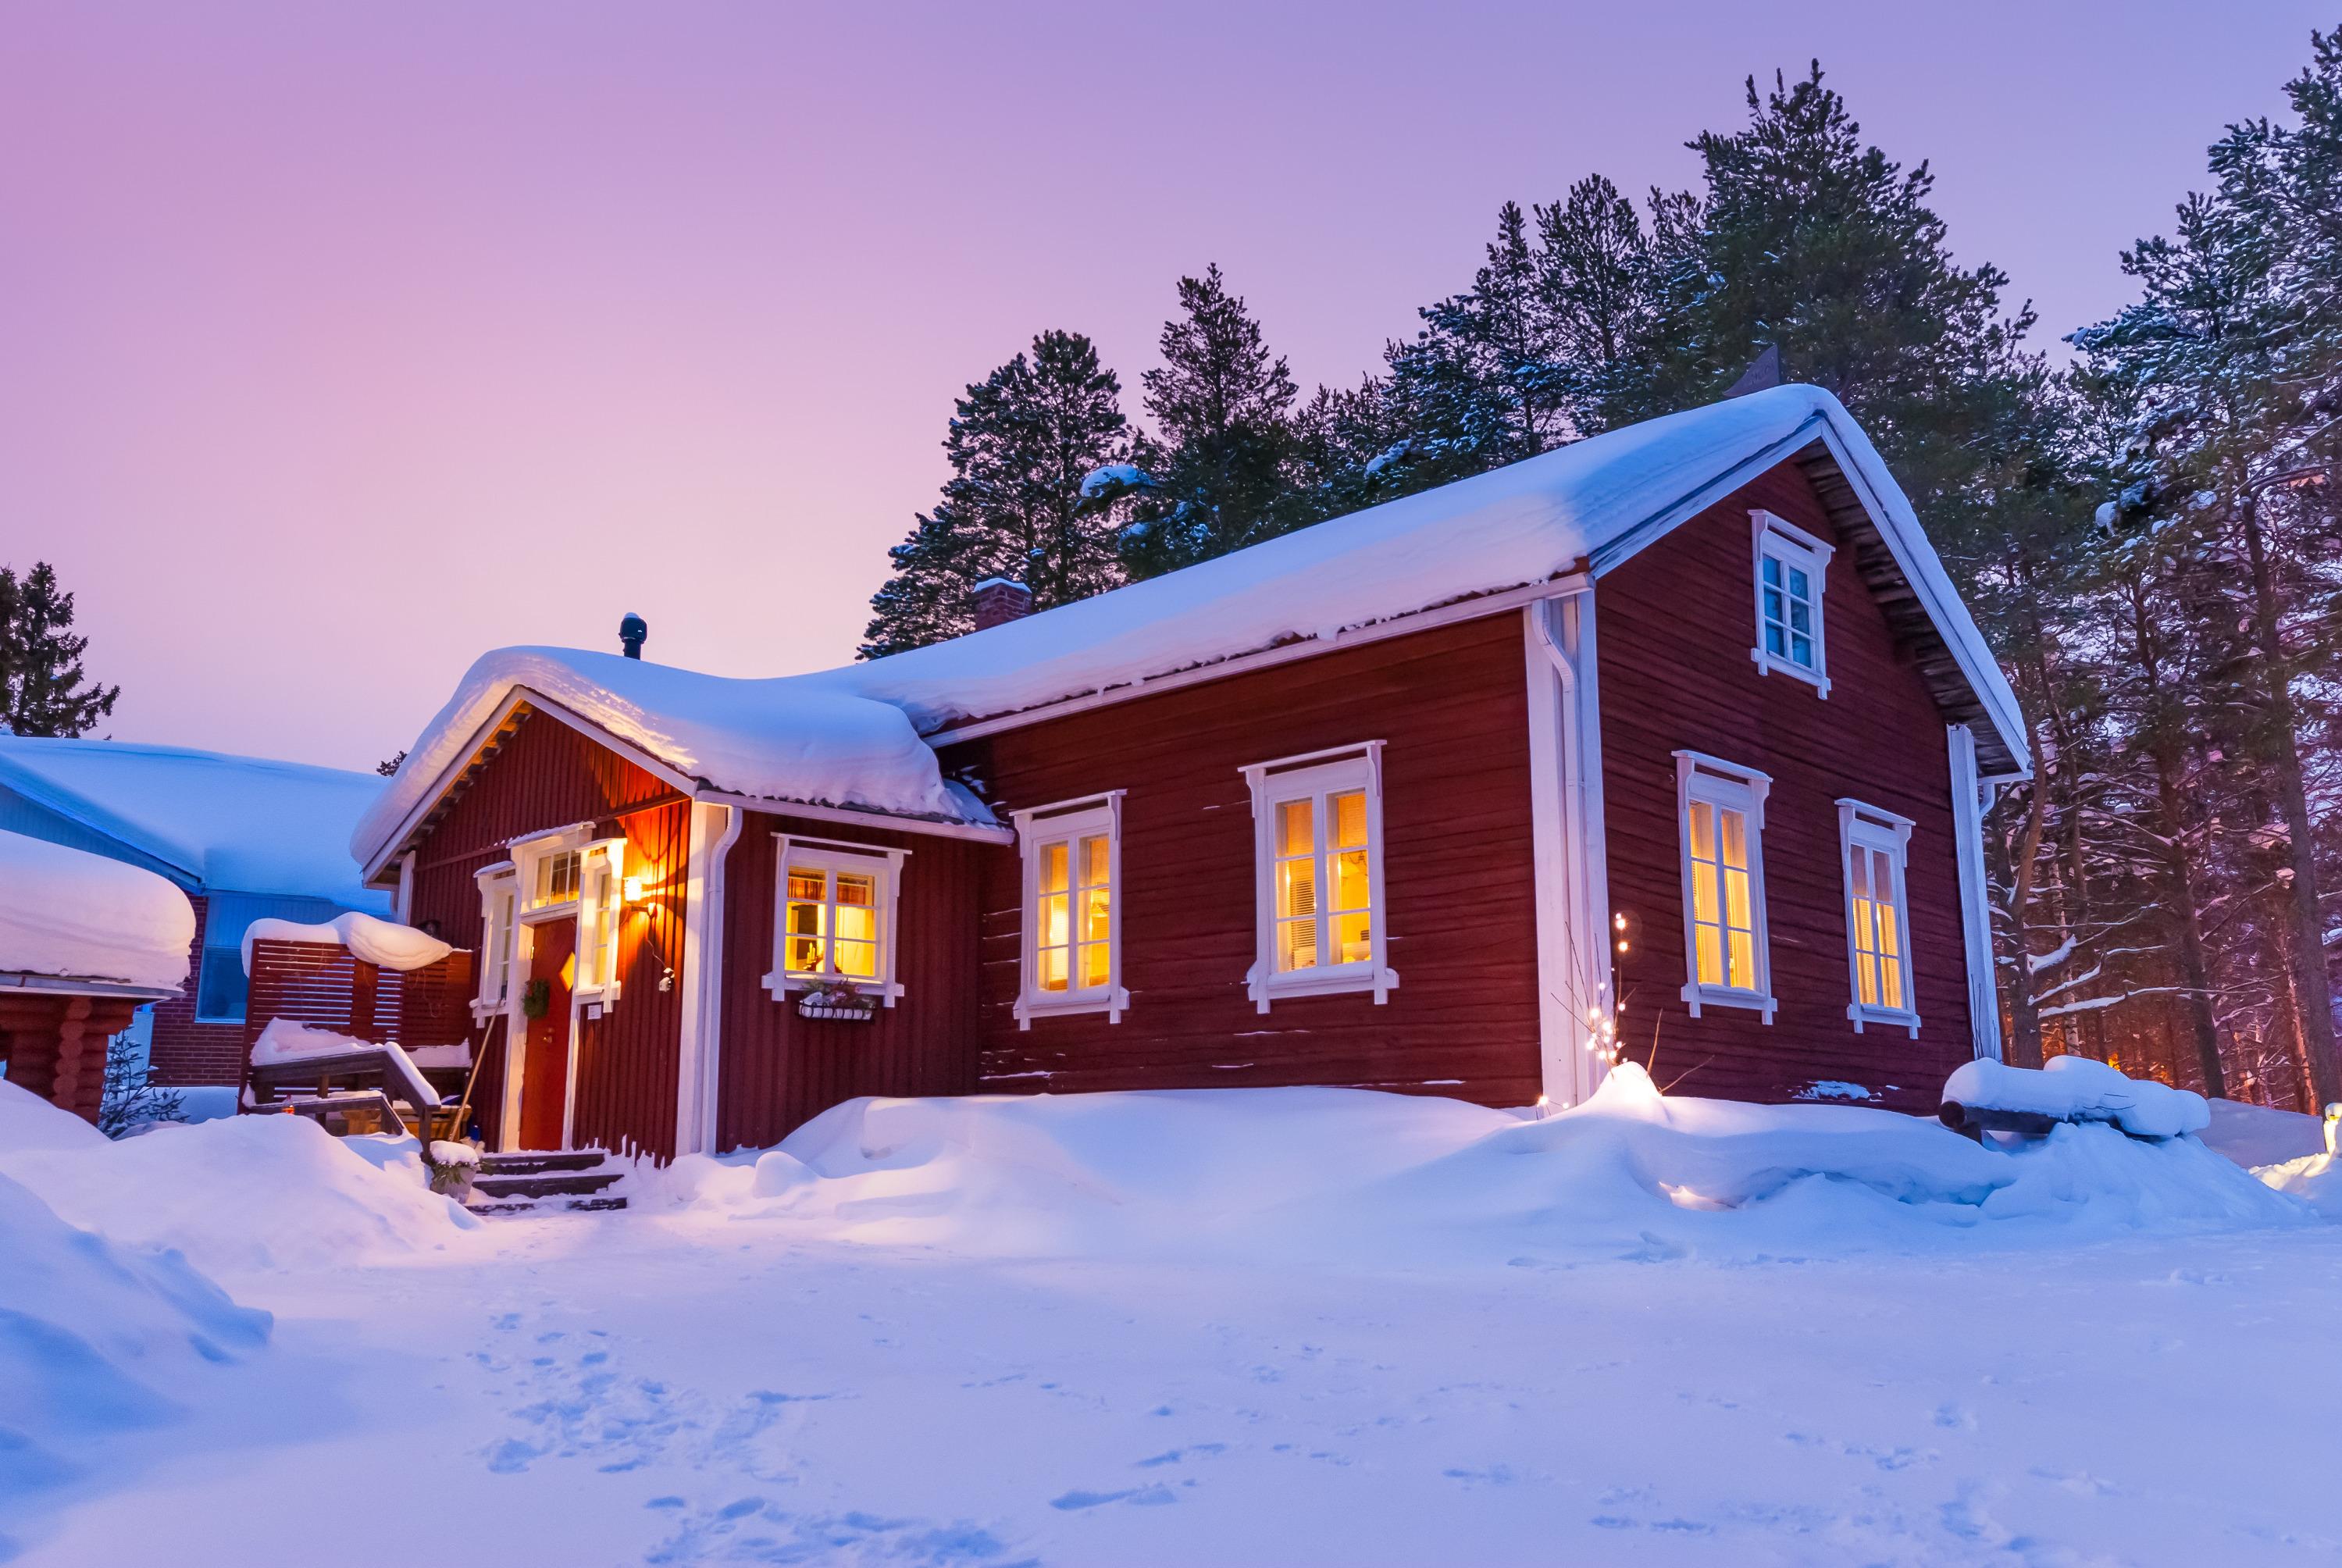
[
  {"xmin": 813, "ymin": 384, "xmax": 2029, "ymax": 772},
  {"xmin": 355, "ymin": 385, "xmax": 2028, "ymax": 870},
  {"xmin": 0, "ymin": 737, "xmax": 390, "ymax": 907}
]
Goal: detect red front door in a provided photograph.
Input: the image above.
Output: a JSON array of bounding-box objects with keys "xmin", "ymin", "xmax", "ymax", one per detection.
[{"xmin": 518, "ymin": 920, "xmax": 576, "ymax": 1151}]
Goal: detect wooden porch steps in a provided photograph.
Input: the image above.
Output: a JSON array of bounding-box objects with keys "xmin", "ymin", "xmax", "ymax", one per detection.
[{"xmin": 464, "ymin": 1149, "xmax": 628, "ymax": 1216}]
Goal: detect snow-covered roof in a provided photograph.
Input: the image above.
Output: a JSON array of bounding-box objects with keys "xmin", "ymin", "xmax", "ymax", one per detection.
[
  {"xmin": 0, "ymin": 738, "xmax": 388, "ymax": 907},
  {"xmin": 0, "ymin": 829, "xmax": 195, "ymax": 994},
  {"xmin": 358, "ymin": 386, "xmax": 2027, "ymax": 871},
  {"xmin": 351, "ymin": 648, "xmax": 997, "ymax": 871},
  {"xmin": 817, "ymin": 385, "xmax": 2028, "ymax": 772}
]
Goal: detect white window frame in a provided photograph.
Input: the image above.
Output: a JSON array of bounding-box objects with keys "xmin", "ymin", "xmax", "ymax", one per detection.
[
  {"xmin": 572, "ymin": 838, "xmax": 627, "ymax": 1007},
  {"xmin": 1749, "ymin": 509, "xmax": 1834, "ymax": 696},
  {"xmin": 1674, "ymin": 750, "xmax": 1776, "ymax": 1022},
  {"xmin": 1012, "ymin": 792, "xmax": 1128, "ymax": 1028},
  {"xmin": 1242, "ymin": 743, "xmax": 1398, "ymax": 1014},
  {"xmin": 472, "ymin": 860, "xmax": 518, "ymax": 1023},
  {"xmin": 762, "ymin": 835, "xmax": 907, "ymax": 1004},
  {"xmin": 1838, "ymin": 799, "xmax": 1920, "ymax": 1036}
]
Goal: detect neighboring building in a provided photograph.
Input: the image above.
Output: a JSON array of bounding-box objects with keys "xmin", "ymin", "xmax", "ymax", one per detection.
[
  {"xmin": 352, "ymin": 385, "xmax": 2030, "ymax": 1160},
  {"xmin": 0, "ymin": 829, "xmax": 193, "ymax": 1122},
  {"xmin": 0, "ymin": 739, "xmax": 391, "ymax": 1087}
]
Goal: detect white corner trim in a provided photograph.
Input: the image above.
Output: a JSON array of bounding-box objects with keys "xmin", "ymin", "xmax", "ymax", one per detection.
[
  {"xmin": 1239, "ymin": 743, "xmax": 1398, "ymax": 1013},
  {"xmin": 1947, "ymin": 724, "xmax": 2005, "ymax": 1062},
  {"xmin": 675, "ymin": 800, "xmax": 745, "ymax": 1158},
  {"xmin": 1523, "ymin": 588, "xmax": 1612, "ymax": 1108}
]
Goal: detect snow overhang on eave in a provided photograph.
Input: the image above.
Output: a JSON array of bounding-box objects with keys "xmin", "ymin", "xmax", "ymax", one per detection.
[{"xmin": 0, "ymin": 970, "xmax": 180, "ymax": 1001}]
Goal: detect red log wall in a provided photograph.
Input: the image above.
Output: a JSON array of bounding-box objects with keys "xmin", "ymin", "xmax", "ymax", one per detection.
[
  {"xmin": 713, "ymin": 812, "xmax": 984, "ymax": 1152},
  {"xmin": 938, "ymin": 612, "xmax": 1545, "ymax": 1108},
  {"xmin": 1596, "ymin": 462, "xmax": 1974, "ymax": 1113}
]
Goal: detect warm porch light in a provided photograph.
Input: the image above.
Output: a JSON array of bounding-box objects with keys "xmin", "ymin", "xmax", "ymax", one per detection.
[{"xmin": 623, "ymin": 875, "xmax": 647, "ymax": 903}]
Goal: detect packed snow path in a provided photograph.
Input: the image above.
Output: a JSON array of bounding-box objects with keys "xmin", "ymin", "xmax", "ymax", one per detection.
[{"xmin": 14, "ymin": 1206, "xmax": 2342, "ymax": 1565}]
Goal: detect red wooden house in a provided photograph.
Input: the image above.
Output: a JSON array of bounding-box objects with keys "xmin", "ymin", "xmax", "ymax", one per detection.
[{"xmin": 351, "ymin": 385, "xmax": 2029, "ymax": 1160}]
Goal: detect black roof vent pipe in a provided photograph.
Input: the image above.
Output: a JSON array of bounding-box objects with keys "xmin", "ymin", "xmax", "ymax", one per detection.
[{"xmin": 619, "ymin": 611, "xmax": 648, "ymax": 660}]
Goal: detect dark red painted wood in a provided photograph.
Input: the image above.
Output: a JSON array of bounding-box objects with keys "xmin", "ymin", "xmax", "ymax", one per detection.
[
  {"xmin": 401, "ymin": 703, "xmax": 690, "ymax": 1156},
  {"xmin": 714, "ymin": 811, "xmax": 983, "ymax": 1153},
  {"xmin": 938, "ymin": 612, "xmax": 1545, "ymax": 1109},
  {"xmin": 1596, "ymin": 462, "xmax": 1974, "ymax": 1114}
]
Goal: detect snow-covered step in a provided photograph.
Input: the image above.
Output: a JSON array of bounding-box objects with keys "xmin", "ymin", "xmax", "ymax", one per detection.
[{"xmin": 464, "ymin": 1151, "xmax": 626, "ymax": 1215}]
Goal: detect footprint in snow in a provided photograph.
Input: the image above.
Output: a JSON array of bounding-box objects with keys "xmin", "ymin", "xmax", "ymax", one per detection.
[{"xmin": 1048, "ymin": 1486, "xmax": 1177, "ymax": 1510}]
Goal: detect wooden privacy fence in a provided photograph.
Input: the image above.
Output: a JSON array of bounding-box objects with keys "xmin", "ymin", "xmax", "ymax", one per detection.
[{"xmin": 241, "ymin": 937, "xmax": 476, "ymax": 1068}]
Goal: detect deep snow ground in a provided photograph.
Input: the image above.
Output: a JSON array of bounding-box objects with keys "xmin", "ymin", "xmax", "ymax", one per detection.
[
  {"xmin": 9, "ymin": 1078, "xmax": 2342, "ymax": 1566},
  {"xmin": 16, "ymin": 1200, "xmax": 2342, "ymax": 1564}
]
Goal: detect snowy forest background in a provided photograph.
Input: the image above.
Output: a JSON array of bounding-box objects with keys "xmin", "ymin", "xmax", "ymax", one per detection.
[{"xmin": 861, "ymin": 35, "xmax": 2342, "ymax": 1116}]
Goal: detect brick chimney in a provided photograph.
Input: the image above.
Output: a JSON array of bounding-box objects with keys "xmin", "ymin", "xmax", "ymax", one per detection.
[{"xmin": 971, "ymin": 577, "xmax": 1034, "ymax": 631}]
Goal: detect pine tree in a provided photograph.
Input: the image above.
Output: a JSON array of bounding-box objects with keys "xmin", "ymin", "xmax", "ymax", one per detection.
[
  {"xmin": 0, "ymin": 561, "xmax": 119, "ymax": 737},
  {"xmin": 863, "ymin": 331, "xmax": 1134, "ymax": 657},
  {"xmin": 1121, "ymin": 265, "xmax": 1299, "ymax": 578}
]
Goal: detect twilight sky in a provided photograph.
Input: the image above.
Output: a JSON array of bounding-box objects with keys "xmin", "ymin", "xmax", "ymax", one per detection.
[{"xmin": 2, "ymin": 2, "xmax": 2330, "ymax": 772}]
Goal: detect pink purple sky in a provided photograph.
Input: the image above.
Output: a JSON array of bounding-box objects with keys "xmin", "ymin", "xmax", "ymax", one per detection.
[{"xmin": 4, "ymin": 2, "xmax": 2330, "ymax": 772}]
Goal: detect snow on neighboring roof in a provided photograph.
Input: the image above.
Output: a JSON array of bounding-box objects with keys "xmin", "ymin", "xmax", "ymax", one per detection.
[
  {"xmin": 240, "ymin": 911, "xmax": 453, "ymax": 976},
  {"xmin": 817, "ymin": 385, "xmax": 2027, "ymax": 769},
  {"xmin": 0, "ymin": 736, "xmax": 388, "ymax": 907},
  {"xmin": 0, "ymin": 829, "xmax": 195, "ymax": 993},
  {"xmin": 352, "ymin": 647, "xmax": 996, "ymax": 870}
]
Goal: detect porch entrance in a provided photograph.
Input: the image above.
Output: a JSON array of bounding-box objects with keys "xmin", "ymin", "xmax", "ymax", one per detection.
[{"xmin": 519, "ymin": 919, "xmax": 576, "ymax": 1150}]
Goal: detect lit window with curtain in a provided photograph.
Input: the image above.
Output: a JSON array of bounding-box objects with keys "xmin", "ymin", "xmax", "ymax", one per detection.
[
  {"xmin": 1242, "ymin": 744, "xmax": 1397, "ymax": 1012},
  {"xmin": 573, "ymin": 840, "xmax": 626, "ymax": 1002},
  {"xmin": 473, "ymin": 864, "xmax": 517, "ymax": 1018},
  {"xmin": 1748, "ymin": 510, "xmax": 1834, "ymax": 695},
  {"xmin": 763, "ymin": 837, "xmax": 906, "ymax": 1004},
  {"xmin": 1013, "ymin": 793, "xmax": 1126, "ymax": 1026},
  {"xmin": 1838, "ymin": 800, "xmax": 1920, "ymax": 1034},
  {"xmin": 1674, "ymin": 752, "xmax": 1775, "ymax": 1021}
]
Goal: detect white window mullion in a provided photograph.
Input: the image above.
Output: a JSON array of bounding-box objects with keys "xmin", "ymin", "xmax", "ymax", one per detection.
[{"xmin": 1838, "ymin": 799, "xmax": 1920, "ymax": 1036}]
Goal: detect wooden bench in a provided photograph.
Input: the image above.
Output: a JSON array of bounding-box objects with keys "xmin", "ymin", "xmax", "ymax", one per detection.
[{"xmin": 246, "ymin": 1049, "xmax": 469, "ymax": 1142}]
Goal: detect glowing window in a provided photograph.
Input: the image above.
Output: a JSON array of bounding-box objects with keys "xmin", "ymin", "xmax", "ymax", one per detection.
[
  {"xmin": 764, "ymin": 838, "xmax": 904, "ymax": 1003},
  {"xmin": 1839, "ymin": 800, "xmax": 1920, "ymax": 1034},
  {"xmin": 1014, "ymin": 794, "xmax": 1125, "ymax": 1025},
  {"xmin": 1675, "ymin": 753, "xmax": 1775, "ymax": 1021},
  {"xmin": 1242, "ymin": 746, "xmax": 1396, "ymax": 1011},
  {"xmin": 530, "ymin": 848, "xmax": 583, "ymax": 909}
]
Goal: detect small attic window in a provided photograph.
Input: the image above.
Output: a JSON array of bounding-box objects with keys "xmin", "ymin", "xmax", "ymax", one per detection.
[{"xmin": 1749, "ymin": 510, "xmax": 1833, "ymax": 696}]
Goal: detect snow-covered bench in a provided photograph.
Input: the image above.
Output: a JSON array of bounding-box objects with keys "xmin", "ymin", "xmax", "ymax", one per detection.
[
  {"xmin": 245, "ymin": 1021, "xmax": 471, "ymax": 1142},
  {"xmin": 1939, "ymin": 1056, "xmax": 2209, "ymax": 1142}
]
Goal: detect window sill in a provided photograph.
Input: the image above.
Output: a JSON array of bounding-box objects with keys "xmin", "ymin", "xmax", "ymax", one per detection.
[
  {"xmin": 1681, "ymin": 982, "xmax": 1777, "ymax": 1024},
  {"xmin": 1848, "ymin": 1003, "xmax": 1921, "ymax": 1037},
  {"xmin": 1015, "ymin": 986, "xmax": 1130, "ymax": 1029},
  {"xmin": 763, "ymin": 971, "xmax": 902, "ymax": 1007},
  {"xmin": 192, "ymin": 1014, "xmax": 247, "ymax": 1028},
  {"xmin": 1249, "ymin": 964, "xmax": 1399, "ymax": 1014},
  {"xmin": 1748, "ymin": 647, "xmax": 1830, "ymax": 697}
]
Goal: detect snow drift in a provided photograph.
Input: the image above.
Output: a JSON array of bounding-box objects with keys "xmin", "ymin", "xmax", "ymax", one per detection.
[
  {"xmin": 0, "ymin": 1169, "xmax": 269, "ymax": 1521},
  {"xmin": 655, "ymin": 1066, "xmax": 2307, "ymax": 1263},
  {"xmin": 0, "ymin": 829, "xmax": 194, "ymax": 992},
  {"xmin": 0, "ymin": 1082, "xmax": 477, "ymax": 1278},
  {"xmin": 1943, "ymin": 1053, "xmax": 2210, "ymax": 1139}
]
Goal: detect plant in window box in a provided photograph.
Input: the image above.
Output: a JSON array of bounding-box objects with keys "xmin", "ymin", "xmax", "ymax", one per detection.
[{"xmin": 797, "ymin": 977, "xmax": 879, "ymax": 1021}]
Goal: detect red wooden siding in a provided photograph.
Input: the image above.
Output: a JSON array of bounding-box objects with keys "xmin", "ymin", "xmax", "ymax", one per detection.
[
  {"xmin": 715, "ymin": 811, "xmax": 982, "ymax": 1152},
  {"xmin": 1596, "ymin": 462, "xmax": 1973, "ymax": 1114},
  {"xmin": 939, "ymin": 612, "xmax": 1545, "ymax": 1107},
  {"xmin": 401, "ymin": 704, "xmax": 690, "ymax": 1155}
]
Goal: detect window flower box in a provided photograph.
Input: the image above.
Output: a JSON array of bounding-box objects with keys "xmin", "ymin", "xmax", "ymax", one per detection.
[{"xmin": 796, "ymin": 980, "xmax": 879, "ymax": 1022}]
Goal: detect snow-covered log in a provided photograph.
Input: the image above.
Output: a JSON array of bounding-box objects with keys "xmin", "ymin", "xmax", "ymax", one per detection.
[{"xmin": 1940, "ymin": 1055, "xmax": 2209, "ymax": 1141}]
